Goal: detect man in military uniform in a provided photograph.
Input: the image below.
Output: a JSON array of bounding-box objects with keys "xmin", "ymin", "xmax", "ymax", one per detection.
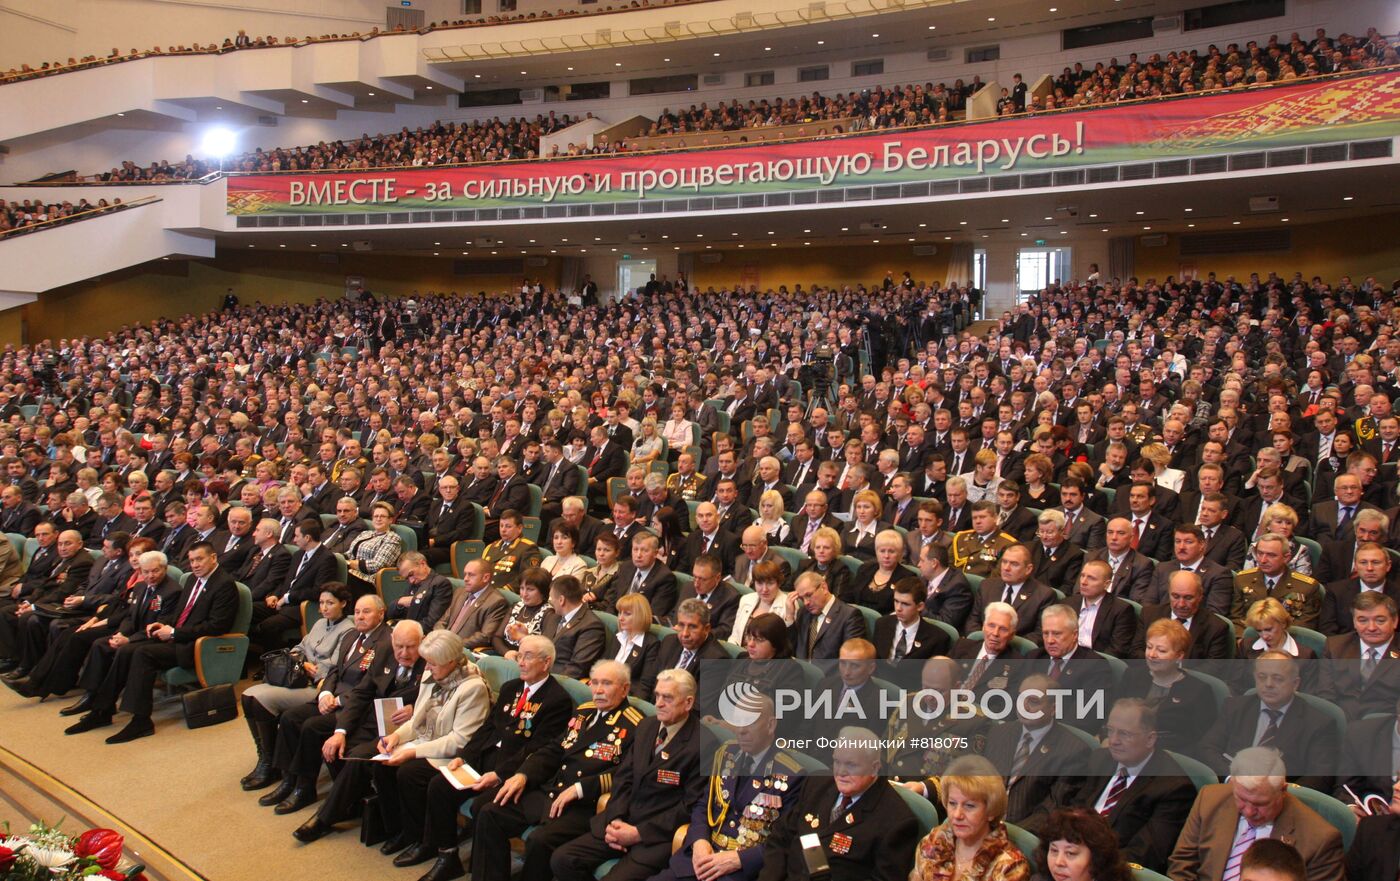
[
  {"xmin": 949, "ymin": 500, "xmax": 1019, "ymax": 579},
  {"xmin": 885, "ymin": 656, "xmax": 989, "ymax": 801},
  {"xmin": 666, "ymin": 452, "xmax": 708, "ymax": 502},
  {"xmin": 552, "ymin": 669, "xmax": 718, "ymax": 881},
  {"xmin": 479, "ymin": 509, "xmax": 542, "ymax": 589},
  {"xmin": 656, "ymin": 695, "xmax": 804, "ymax": 881},
  {"xmin": 1230, "ymin": 532, "xmax": 1321, "ymax": 631},
  {"xmin": 468, "ymin": 658, "xmax": 644, "ymax": 881},
  {"xmin": 757, "ymin": 726, "xmax": 919, "ymax": 881}
]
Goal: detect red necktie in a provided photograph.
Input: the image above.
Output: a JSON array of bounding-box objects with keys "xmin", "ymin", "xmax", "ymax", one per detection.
[
  {"xmin": 1132, "ymin": 519, "xmax": 1144, "ymax": 549},
  {"xmin": 177, "ymin": 579, "xmax": 205, "ymax": 627}
]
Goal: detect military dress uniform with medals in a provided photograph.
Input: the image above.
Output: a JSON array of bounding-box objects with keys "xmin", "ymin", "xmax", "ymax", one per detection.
[
  {"xmin": 950, "ymin": 530, "xmax": 1019, "ymax": 578},
  {"xmin": 470, "ymin": 700, "xmax": 644, "ymax": 881},
  {"xmin": 1229, "ymin": 568, "xmax": 1322, "ymax": 631},
  {"xmin": 480, "ymin": 536, "xmax": 543, "ymax": 588},
  {"xmin": 413, "ymin": 674, "xmax": 573, "ymax": 854},
  {"xmin": 658, "ymin": 744, "xmax": 806, "ymax": 881},
  {"xmin": 667, "ymin": 472, "xmax": 707, "ymax": 502}
]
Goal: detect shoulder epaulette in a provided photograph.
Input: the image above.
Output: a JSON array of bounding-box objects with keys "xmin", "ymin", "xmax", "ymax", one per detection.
[
  {"xmin": 999, "ymin": 532, "xmax": 1018, "ymax": 542},
  {"xmin": 1292, "ymin": 572, "xmax": 1318, "ymax": 583},
  {"xmin": 774, "ymin": 751, "xmax": 804, "ymax": 772},
  {"xmin": 622, "ymin": 706, "xmax": 643, "ymax": 723},
  {"xmin": 1238, "ymin": 567, "xmax": 1260, "ymax": 575},
  {"xmin": 577, "ymin": 700, "xmax": 597, "ymax": 710}
]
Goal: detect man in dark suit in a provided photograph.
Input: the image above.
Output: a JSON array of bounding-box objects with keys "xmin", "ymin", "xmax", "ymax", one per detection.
[
  {"xmin": 1231, "ymin": 470, "xmax": 1307, "ymax": 541},
  {"xmin": 785, "ymin": 489, "xmax": 841, "ymax": 553},
  {"xmin": 1311, "ymin": 474, "xmax": 1376, "ymax": 541},
  {"xmin": 390, "ymin": 551, "xmax": 454, "ymax": 629},
  {"xmin": 250, "ymin": 518, "xmax": 337, "ymax": 648},
  {"xmin": 257, "ymin": 596, "xmax": 391, "ymax": 799},
  {"xmin": 548, "ymin": 497, "xmax": 605, "ymax": 557},
  {"xmin": 320, "ymin": 498, "xmax": 367, "ymax": 557},
  {"xmin": 1070, "ymin": 560, "xmax": 1137, "ymax": 658},
  {"xmin": 302, "ymin": 465, "xmax": 337, "ymax": 516},
  {"xmin": 673, "ymin": 553, "xmax": 739, "ymax": 641},
  {"xmin": 1320, "ymin": 541, "xmax": 1400, "ymax": 634},
  {"xmin": 0, "ymin": 528, "xmax": 94, "ymax": 675},
  {"xmin": 483, "ymin": 456, "xmax": 532, "ymax": 541},
  {"xmin": 1064, "ymin": 698, "xmax": 1197, "ymax": 872},
  {"xmin": 392, "ymin": 475, "xmax": 432, "ymax": 531},
  {"xmin": 1198, "ymin": 652, "xmax": 1338, "ymax": 791},
  {"xmin": 718, "ymin": 382, "xmax": 757, "ymax": 438},
  {"xmin": 950, "ymin": 604, "xmax": 1022, "ymax": 699},
  {"xmin": 1144, "ymin": 523, "xmax": 1234, "ymax": 613},
  {"xmin": 917, "ymin": 541, "xmax": 975, "ymax": 634},
  {"xmin": 604, "ymin": 531, "xmax": 679, "ymax": 622},
  {"xmin": 1084, "ymin": 517, "xmax": 1156, "ymax": 600},
  {"xmin": 543, "ymin": 575, "xmax": 606, "ymax": 678},
  {"xmin": 583, "ymin": 426, "xmax": 628, "ymax": 505},
  {"xmin": 1029, "ymin": 509, "xmax": 1085, "ymax": 589},
  {"xmin": 1021, "ymin": 603, "xmax": 1116, "ymax": 731},
  {"xmin": 239, "ymin": 516, "xmax": 292, "ymax": 601},
  {"xmin": 967, "ymin": 543, "xmax": 1056, "ymax": 640},
  {"xmin": 1134, "ymin": 570, "xmax": 1232, "ymax": 659},
  {"xmin": 289, "ymin": 620, "xmax": 426, "ymax": 831},
  {"xmin": 421, "ymin": 475, "xmax": 475, "ymax": 567},
  {"xmin": 0, "ymin": 485, "xmax": 42, "ymax": 536},
  {"xmin": 1347, "ymin": 800, "xmax": 1400, "ymax": 881},
  {"xmin": 459, "ymin": 457, "xmax": 498, "ymax": 508},
  {"xmin": 994, "ymin": 482, "xmax": 1039, "ymax": 544},
  {"xmin": 87, "ymin": 493, "xmax": 136, "ymax": 549},
  {"xmin": 638, "ymin": 598, "xmax": 729, "ymax": 710},
  {"xmin": 789, "ymin": 570, "xmax": 865, "ymax": 661},
  {"xmin": 1316, "ymin": 509, "xmax": 1389, "ymax": 585},
  {"xmin": 551, "ymin": 670, "xmax": 717, "ymax": 881},
  {"xmin": 1124, "ymin": 481, "xmax": 1174, "ymax": 561},
  {"xmin": 535, "ymin": 440, "xmax": 581, "ymax": 525},
  {"xmin": 986, "ymin": 674, "xmax": 1093, "ymax": 834},
  {"xmin": 1317, "ymin": 592, "xmax": 1400, "ymax": 719},
  {"xmin": 15, "ymin": 544, "xmax": 170, "ymax": 703},
  {"xmin": 1058, "ymin": 479, "xmax": 1107, "ymax": 549},
  {"xmin": 677, "ymin": 502, "xmax": 740, "ymax": 574},
  {"xmin": 1335, "ymin": 701, "xmax": 1399, "ymax": 809},
  {"xmin": 873, "ymin": 580, "xmax": 950, "ymax": 661},
  {"xmin": 272, "ymin": 489, "xmax": 316, "ymax": 546},
  {"xmin": 64, "ymin": 541, "xmax": 239, "ymax": 743},
  {"xmin": 756, "ymin": 728, "xmax": 919, "ymax": 881}
]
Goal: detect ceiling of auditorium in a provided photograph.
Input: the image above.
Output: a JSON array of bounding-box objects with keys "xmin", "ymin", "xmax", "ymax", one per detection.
[
  {"xmin": 433, "ymin": 0, "xmax": 1204, "ymax": 90},
  {"xmin": 214, "ymin": 162, "xmax": 1400, "ymax": 259}
]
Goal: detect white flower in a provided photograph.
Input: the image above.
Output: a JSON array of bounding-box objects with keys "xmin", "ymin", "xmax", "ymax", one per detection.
[{"xmin": 26, "ymin": 844, "xmax": 75, "ymax": 869}]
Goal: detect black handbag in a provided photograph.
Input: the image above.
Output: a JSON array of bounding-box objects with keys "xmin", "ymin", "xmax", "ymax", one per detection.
[
  {"xmin": 261, "ymin": 648, "xmax": 310, "ymax": 689},
  {"xmin": 181, "ymin": 684, "xmax": 237, "ymax": 729}
]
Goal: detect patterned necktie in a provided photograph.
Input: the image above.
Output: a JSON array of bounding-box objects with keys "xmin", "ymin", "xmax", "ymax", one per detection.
[
  {"xmin": 1099, "ymin": 768, "xmax": 1130, "ymax": 815},
  {"xmin": 1258, "ymin": 708, "xmax": 1282, "ymax": 747},
  {"xmin": 1010, "ymin": 730, "xmax": 1034, "ymax": 786},
  {"xmin": 830, "ymin": 794, "xmax": 850, "ymax": 823},
  {"xmin": 893, "ymin": 628, "xmax": 911, "ymax": 661},
  {"xmin": 1221, "ymin": 823, "xmax": 1258, "ymax": 881},
  {"xmin": 1363, "ymin": 647, "xmax": 1381, "ymax": 681}
]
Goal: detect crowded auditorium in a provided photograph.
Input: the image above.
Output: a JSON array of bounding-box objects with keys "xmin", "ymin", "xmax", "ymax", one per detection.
[{"xmin": 0, "ymin": 1, "xmax": 1399, "ymax": 881}]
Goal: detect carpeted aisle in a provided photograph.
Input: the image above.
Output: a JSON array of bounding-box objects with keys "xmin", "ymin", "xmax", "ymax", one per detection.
[{"xmin": 0, "ymin": 683, "xmax": 406, "ymax": 881}]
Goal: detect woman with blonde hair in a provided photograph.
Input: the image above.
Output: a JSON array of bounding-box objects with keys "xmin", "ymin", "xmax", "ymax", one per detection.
[
  {"xmin": 754, "ymin": 488, "xmax": 791, "ymax": 545},
  {"xmin": 911, "ymin": 755, "xmax": 1029, "ymax": 881},
  {"xmin": 841, "ymin": 489, "xmax": 884, "ymax": 562}
]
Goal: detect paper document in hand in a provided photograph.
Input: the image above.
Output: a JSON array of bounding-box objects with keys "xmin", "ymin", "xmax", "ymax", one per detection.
[
  {"xmin": 374, "ymin": 697, "xmax": 404, "ymax": 736},
  {"xmin": 432, "ymin": 760, "xmax": 481, "ymax": 791}
]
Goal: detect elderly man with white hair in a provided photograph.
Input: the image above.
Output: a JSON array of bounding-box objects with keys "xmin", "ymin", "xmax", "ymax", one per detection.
[{"xmin": 1168, "ymin": 747, "xmax": 1345, "ymax": 881}]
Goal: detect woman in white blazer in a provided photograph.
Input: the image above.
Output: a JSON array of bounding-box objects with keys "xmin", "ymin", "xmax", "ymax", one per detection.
[
  {"xmin": 368, "ymin": 630, "xmax": 492, "ymax": 848},
  {"xmin": 727, "ymin": 559, "xmax": 795, "ymax": 644}
]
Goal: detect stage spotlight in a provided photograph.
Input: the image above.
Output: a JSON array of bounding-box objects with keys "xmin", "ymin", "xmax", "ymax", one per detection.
[{"xmin": 201, "ymin": 127, "xmax": 237, "ymax": 159}]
